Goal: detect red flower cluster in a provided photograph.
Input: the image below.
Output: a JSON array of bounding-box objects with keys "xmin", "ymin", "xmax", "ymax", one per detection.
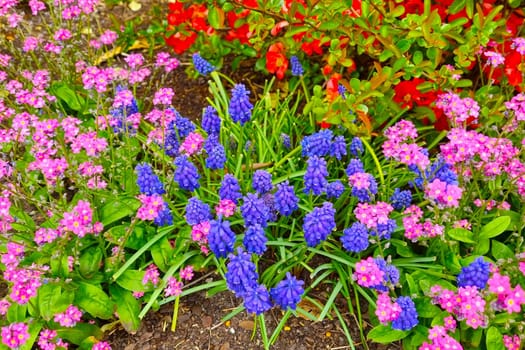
[
  {"xmin": 165, "ymin": 1, "xmax": 211, "ymax": 54},
  {"xmin": 266, "ymin": 43, "xmax": 289, "ymax": 80}
]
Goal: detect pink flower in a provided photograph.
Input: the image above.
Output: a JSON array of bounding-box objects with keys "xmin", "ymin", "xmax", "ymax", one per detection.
[
  {"xmin": 179, "ymin": 131, "xmax": 204, "ymax": 155},
  {"xmin": 54, "ymin": 305, "xmax": 83, "ymax": 327},
  {"xmin": 153, "ymin": 87, "xmax": 174, "ymax": 106},
  {"xmin": 1, "ymin": 322, "xmax": 29, "ymax": 349},
  {"xmin": 136, "ymin": 194, "xmax": 164, "ymax": 221},
  {"xmin": 180, "ymin": 266, "xmax": 194, "ymax": 281},
  {"xmin": 375, "ymin": 293, "xmax": 401, "ymax": 323},
  {"xmin": 353, "ymin": 257, "xmax": 384, "ymax": 288},
  {"xmin": 54, "ymin": 28, "xmax": 72, "ymax": 41},
  {"xmin": 142, "ymin": 264, "xmax": 160, "ymax": 286},
  {"xmin": 165, "ymin": 277, "xmax": 183, "ymax": 297},
  {"xmin": 215, "ymin": 199, "xmax": 236, "ymax": 218},
  {"xmin": 99, "ymin": 30, "xmax": 118, "ymax": 45},
  {"xmin": 191, "ymin": 221, "xmax": 210, "ymax": 243},
  {"xmin": 503, "ymin": 334, "xmax": 521, "ymax": 350},
  {"xmin": 92, "ymin": 341, "xmax": 112, "ymax": 350}
]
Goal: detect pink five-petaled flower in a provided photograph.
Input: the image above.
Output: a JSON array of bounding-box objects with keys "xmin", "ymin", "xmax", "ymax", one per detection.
[
  {"xmin": 179, "ymin": 131, "xmax": 204, "ymax": 156},
  {"xmin": 136, "ymin": 194, "xmax": 164, "ymax": 221},
  {"xmin": 375, "ymin": 293, "xmax": 401, "ymax": 324},
  {"xmin": 153, "ymin": 87, "xmax": 174, "ymax": 106},
  {"xmin": 180, "ymin": 265, "xmax": 194, "ymax": 281},
  {"xmin": 165, "ymin": 277, "xmax": 183, "ymax": 297},
  {"xmin": 142, "ymin": 264, "xmax": 160, "ymax": 286}
]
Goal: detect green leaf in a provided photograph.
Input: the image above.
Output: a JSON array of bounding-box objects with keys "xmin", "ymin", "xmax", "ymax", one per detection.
[
  {"xmin": 447, "ymin": 228, "xmax": 475, "ymax": 243},
  {"xmin": 151, "ymin": 236, "xmax": 174, "ymax": 272},
  {"xmin": 208, "ymin": 7, "xmax": 222, "ymax": 29},
  {"xmin": 367, "ymin": 325, "xmax": 409, "ymax": 343},
  {"xmin": 319, "ymin": 20, "xmax": 339, "ymax": 31},
  {"xmin": 491, "ymin": 241, "xmax": 514, "ymax": 260},
  {"xmin": 7, "ymin": 303, "xmax": 27, "ymax": 323},
  {"xmin": 56, "ymin": 323, "xmax": 103, "ymax": 345},
  {"xmin": 413, "ymin": 51, "xmax": 423, "ymax": 65},
  {"xmin": 37, "ymin": 284, "xmax": 73, "ymax": 320},
  {"xmin": 110, "ymin": 285, "xmax": 141, "ymax": 333},
  {"xmin": 474, "ymin": 238, "xmax": 490, "ymax": 255},
  {"xmin": 478, "ymin": 216, "xmax": 510, "ymax": 240},
  {"xmin": 116, "ymin": 270, "xmax": 151, "ymax": 292},
  {"xmin": 79, "ymin": 246, "xmax": 103, "ymax": 278},
  {"xmin": 449, "ymin": 0, "xmax": 466, "ymax": 14},
  {"xmin": 99, "ymin": 197, "xmax": 140, "ymax": 226},
  {"xmin": 50, "ymin": 82, "xmax": 84, "ymax": 111},
  {"xmin": 486, "ymin": 327, "xmax": 505, "ymax": 350},
  {"xmin": 74, "ymin": 282, "xmax": 115, "ymax": 320}
]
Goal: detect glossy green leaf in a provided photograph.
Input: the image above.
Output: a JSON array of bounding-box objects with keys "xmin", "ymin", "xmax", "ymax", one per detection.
[
  {"xmin": 74, "ymin": 282, "xmax": 115, "ymax": 320},
  {"xmin": 151, "ymin": 236, "xmax": 174, "ymax": 272},
  {"xmin": 110, "ymin": 285, "xmax": 141, "ymax": 333},
  {"xmin": 479, "ymin": 216, "xmax": 510, "ymax": 240},
  {"xmin": 99, "ymin": 197, "xmax": 140, "ymax": 226},
  {"xmin": 447, "ymin": 228, "xmax": 475, "ymax": 243},
  {"xmin": 116, "ymin": 270, "xmax": 151, "ymax": 292},
  {"xmin": 486, "ymin": 327, "xmax": 505, "ymax": 350},
  {"xmin": 491, "ymin": 241, "xmax": 514, "ymax": 260},
  {"xmin": 56, "ymin": 323, "xmax": 103, "ymax": 345},
  {"xmin": 79, "ymin": 246, "xmax": 103, "ymax": 278},
  {"xmin": 208, "ymin": 7, "xmax": 222, "ymax": 29},
  {"xmin": 50, "ymin": 82, "xmax": 84, "ymax": 111},
  {"xmin": 37, "ymin": 284, "xmax": 73, "ymax": 320},
  {"xmin": 367, "ymin": 324, "xmax": 408, "ymax": 343}
]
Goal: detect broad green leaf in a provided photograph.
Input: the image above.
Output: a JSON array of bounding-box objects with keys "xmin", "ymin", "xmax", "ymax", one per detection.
[
  {"xmin": 486, "ymin": 327, "xmax": 505, "ymax": 350},
  {"xmin": 479, "ymin": 216, "xmax": 510, "ymax": 240},
  {"xmin": 74, "ymin": 282, "xmax": 115, "ymax": 320},
  {"xmin": 7, "ymin": 303, "xmax": 27, "ymax": 323},
  {"xmin": 56, "ymin": 323, "xmax": 103, "ymax": 345},
  {"xmin": 110, "ymin": 285, "xmax": 141, "ymax": 333},
  {"xmin": 319, "ymin": 20, "xmax": 339, "ymax": 31},
  {"xmin": 116, "ymin": 270, "xmax": 151, "ymax": 293},
  {"xmin": 50, "ymin": 82, "xmax": 84, "ymax": 111},
  {"xmin": 79, "ymin": 246, "xmax": 103, "ymax": 278},
  {"xmin": 367, "ymin": 324, "xmax": 408, "ymax": 343},
  {"xmin": 207, "ymin": 7, "xmax": 223, "ymax": 29},
  {"xmin": 151, "ymin": 236, "xmax": 174, "ymax": 272},
  {"xmin": 447, "ymin": 228, "xmax": 475, "ymax": 243},
  {"xmin": 474, "ymin": 238, "xmax": 490, "ymax": 255},
  {"xmin": 99, "ymin": 197, "xmax": 140, "ymax": 226},
  {"xmin": 414, "ymin": 298, "xmax": 440, "ymax": 318},
  {"xmin": 491, "ymin": 241, "xmax": 514, "ymax": 260},
  {"xmin": 37, "ymin": 284, "xmax": 73, "ymax": 320}
]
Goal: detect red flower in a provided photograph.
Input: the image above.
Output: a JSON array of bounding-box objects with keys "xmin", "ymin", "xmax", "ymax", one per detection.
[
  {"xmin": 165, "ymin": 30, "xmax": 197, "ymax": 55},
  {"xmin": 326, "ymin": 73, "xmax": 341, "ymax": 102},
  {"xmin": 225, "ymin": 10, "xmax": 253, "ymax": 43},
  {"xmin": 266, "ymin": 43, "xmax": 289, "ymax": 80},
  {"xmin": 393, "ymin": 79, "xmax": 423, "ymax": 109}
]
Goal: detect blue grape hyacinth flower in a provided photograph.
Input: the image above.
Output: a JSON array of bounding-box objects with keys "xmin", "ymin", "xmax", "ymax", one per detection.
[
  {"xmin": 270, "ymin": 272, "xmax": 304, "ymax": 310},
  {"xmin": 208, "ymin": 217, "xmax": 236, "ymax": 258},
  {"xmin": 225, "ymin": 248, "xmax": 259, "ymax": 297},
  {"xmin": 135, "ymin": 163, "xmax": 165, "ymax": 195},
  {"xmin": 457, "ymin": 257, "xmax": 490, "ymax": 290},
  {"xmin": 192, "ymin": 53, "xmax": 216, "ymax": 76},
  {"xmin": 174, "ymin": 155, "xmax": 200, "ymax": 192},
  {"xmin": 229, "ymin": 84, "xmax": 253, "ymax": 125},
  {"xmin": 303, "ymin": 202, "xmax": 336, "ymax": 247}
]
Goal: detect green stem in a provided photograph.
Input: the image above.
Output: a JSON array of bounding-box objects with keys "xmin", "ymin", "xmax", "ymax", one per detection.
[
  {"xmin": 171, "ymin": 295, "xmax": 180, "ymax": 332},
  {"xmin": 360, "ymin": 137, "xmax": 385, "ymax": 188}
]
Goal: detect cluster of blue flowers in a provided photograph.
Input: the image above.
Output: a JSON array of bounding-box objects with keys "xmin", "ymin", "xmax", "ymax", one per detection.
[
  {"xmin": 208, "ymin": 217, "xmax": 236, "ymax": 258},
  {"xmin": 341, "ymin": 222, "xmax": 369, "ymax": 252},
  {"xmin": 110, "ymin": 85, "xmax": 139, "ymax": 133},
  {"xmin": 174, "ymin": 155, "xmax": 200, "ymax": 191},
  {"xmin": 192, "ymin": 53, "xmax": 216, "ymax": 76},
  {"xmin": 229, "ymin": 84, "xmax": 253, "ymax": 125},
  {"xmin": 410, "ymin": 157, "xmax": 458, "ymax": 189},
  {"xmin": 241, "ymin": 193, "xmax": 270, "ymax": 227},
  {"xmin": 373, "ymin": 257, "xmax": 400, "ymax": 292},
  {"xmin": 274, "ymin": 181, "xmax": 299, "ymax": 216},
  {"xmin": 225, "ymin": 249, "xmax": 304, "ymax": 314},
  {"xmin": 135, "ymin": 163, "xmax": 165, "ymax": 195},
  {"xmin": 164, "ymin": 120, "xmax": 179, "ymax": 157},
  {"xmin": 457, "ymin": 257, "xmax": 490, "ymax": 289},
  {"xmin": 390, "ymin": 188, "xmax": 412, "ymax": 210},
  {"xmin": 252, "ymin": 170, "xmax": 273, "ymax": 194},
  {"xmin": 391, "ymin": 296, "xmax": 419, "ymax": 331},
  {"xmin": 301, "ymin": 129, "xmax": 334, "ymax": 157},
  {"xmin": 290, "ymin": 55, "xmax": 304, "ymax": 76},
  {"xmin": 154, "ymin": 202, "xmax": 174, "ymax": 226},
  {"xmin": 185, "ymin": 197, "xmax": 211, "ymax": 226},
  {"xmin": 303, "ymin": 202, "xmax": 336, "ymax": 247},
  {"xmin": 202, "ymin": 106, "xmax": 221, "ymax": 135},
  {"xmin": 219, "ymin": 174, "xmax": 242, "ymax": 204},
  {"xmin": 304, "ymin": 156, "xmax": 329, "ymax": 195}
]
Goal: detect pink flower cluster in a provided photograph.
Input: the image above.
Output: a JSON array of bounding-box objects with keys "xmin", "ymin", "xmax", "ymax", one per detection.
[
  {"xmin": 190, "ymin": 221, "xmax": 211, "ymax": 254},
  {"xmin": 153, "ymin": 87, "xmax": 175, "ymax": 106},
  {"xmin": 505, "ymin": 92, "xmax": 525, "ymax": 122},
  {"xmin": 59, "ymin": 200, "xmax": 103, "ymax": 238},
  {"xmin": 440, "ymin": 128, "xmax": 525, "ymax": 196},
  {"xmin": 54, "ymin": 305, "xmax": 83, "ymax": 327},
  {"xmin": 435, "ymin": 92, "xmax": 480, "ymax": 126},
  {"xmin": 430, "ymin": 285, "xmax": 487, "ymax": 329},
  {"xmin": 487, "ymin": 270, "xmax": 525, "ymax": 314},
  {"xmin": 78, "ymin": 161, "xmax": 107, "ymax": 189},
  {"xmin": 375, "ymin": 292, "xmax": 401, "ymax": 323},
  {"xmin": 0, "ymin": 194, "xmax": 14, "ymax": 233},
  {"xmin": 81, "ymin": 66, "xmax": 117, "ymax": 93},
  {"xmin": 155, "ymin": 52, "xmax": 180, "ymax": 73},
  {"xmin": 165, "ymin": 277, "xmax": 183, "ymax": 297},
  {"xmin": 215, "ymin": 199, "xmax": 236, "ymax": 218},
  {"xmin": 348, "ymin": 172, "xmax": 372, "ymax": 189},
  {"xmin": 136, "ymin": 194, "xmax": 164, "ymax": 221},
  {"xmin": 353, "ymin": 257, "xmax": 384, "ymax": 288},
  {"xmin": 142, "ymin": 264, "xmax": 160, "ymax": 286},
  {"xmin": 383, "ymin": 120, "xmax": 430, "ymax": 169},
  {"xmin": 424, "ymin": 178, "xmax": 463, "ymax": 208},
  {"xmin": 354, "ymin": 202, "xmax": 393, "ymax": 230},
  {"xmin": 70, "ymin": 131, "xmax": 108, "ymax": 156},
  {"xmin": 419, "ymin": 326, "xmax": 463, "ymax": 350},
  {"xmin": 2, "ymin": 242, "xmax": 45, "ymax": 304},
  {"xmin": 503, "ymin": 335, "xmax": 521, "ymax": 350},
  {"xmin": 1, "ymin": 322, "xmax": 29, "ymax": 349},
  {"xmin": 37, "ymin": 329, "xmax": 69, "ymax": 350},
  {"xmin": 34, "ymin": 227, "xmax": 60, "ymax": 245},
  {"xmin": 402, "ymin": 205, "xmax": 444, "ymax": 241},
  {"xmin": 179, "ymin": 131, "xmax": 204, "ymax": 156}
]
